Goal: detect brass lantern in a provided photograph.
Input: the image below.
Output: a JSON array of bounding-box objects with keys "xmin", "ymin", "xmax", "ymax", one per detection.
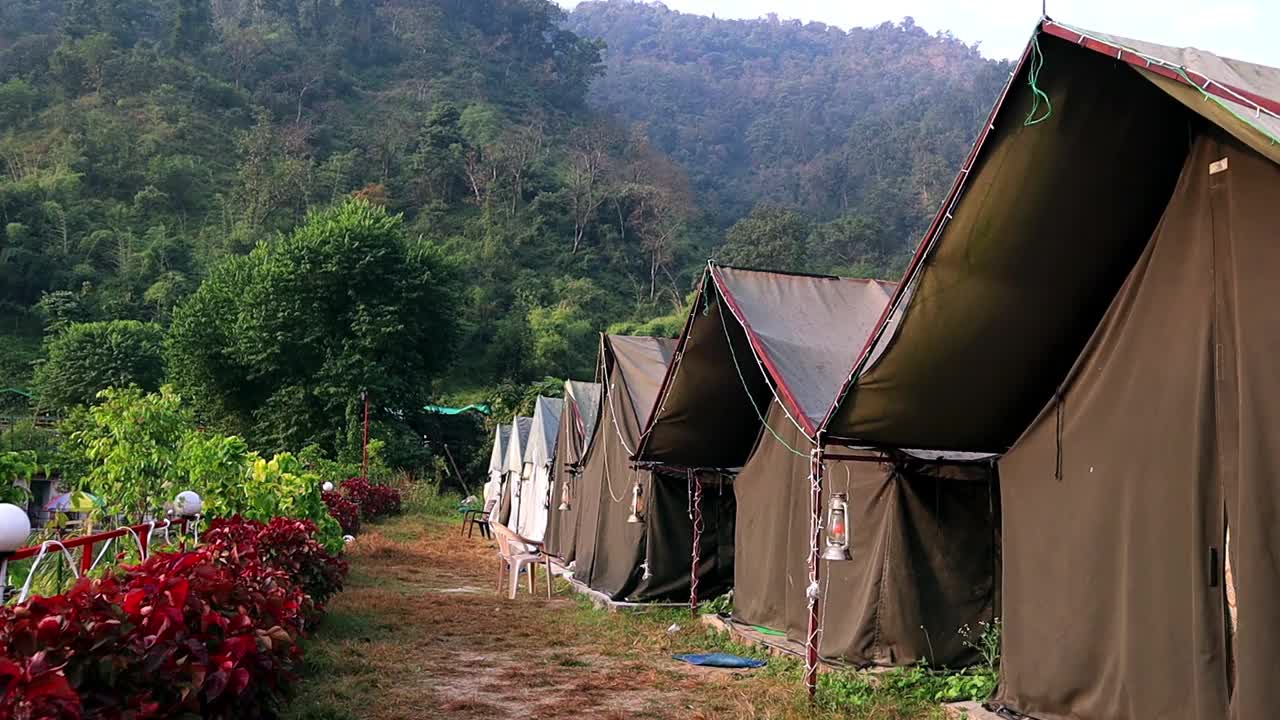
[
  {"xmin": 627, "ymin": 479, "xmax": 645, "ymax": 524},
  {"xmin": 822, "ymin": 492, "xmax": 852, "ymax": 561},
  {"xmin": 558, "ymin": 478, "xmax": 571, "ymax": 511}
]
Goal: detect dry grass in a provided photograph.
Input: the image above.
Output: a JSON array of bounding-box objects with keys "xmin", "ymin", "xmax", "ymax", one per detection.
[{"xmin": 282, "ymin": 514, "xmax": 954, "ymax": 720}]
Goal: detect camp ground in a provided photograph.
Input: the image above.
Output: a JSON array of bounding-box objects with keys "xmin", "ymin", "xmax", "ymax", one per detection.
[
  {"xmin": 810, "ymin": 17, "xmax": 1280, "ymax": 720},
  {"xmin": 543, "ymin": 379, "xmax": 602, "ymax": 562},
  {"xmin": 462, "ymin": 17, "xmax": 1280, "ymax": 720},
  {"xmin": 498, "ymin": 416, "xmax": 532, "ymax": 526},
  {"xmin": 634, "ymin": 263, "xmax": 999, "ymax": 673},
  {"xmin": 559, "ymin": 334, "xmax": 734, "ymax": 604},
  {"xmin": 512, "ymin": 395, "xmax": 563, "ymax": 542}
]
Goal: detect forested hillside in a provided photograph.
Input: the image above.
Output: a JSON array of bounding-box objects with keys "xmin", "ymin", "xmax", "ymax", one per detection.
[
  {"xmin": 567, "ymin": 0, "xmax": 1011, "ymax": 273},
  {"xmin": 0, "ymin": 0, "xmax": 1008, "ymax": 462}
]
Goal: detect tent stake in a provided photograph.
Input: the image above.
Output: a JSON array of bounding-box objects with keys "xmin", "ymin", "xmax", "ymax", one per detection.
[{"xmin": 806, "ymin": 436, "xmax": 826, "ymax": 701}]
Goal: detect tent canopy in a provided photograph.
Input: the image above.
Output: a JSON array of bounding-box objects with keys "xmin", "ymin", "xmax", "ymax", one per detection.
[
  {"xmin": 636, "ymin": 264, "xmax": 893, "ymax": 468},
  {"xmin": 566, "ymin": 380, "xmax": 602, "ymax": 465},
  {"xmin": 821, "ymin": 19, "xmax": 1280, "ymax": 453},
  {"xmin": 488, "ymin": 425, "xmax": 510, "ymax": 475},
  {"xmin": 504, "ymin": 416, "xmax": 532, "ymax": 474},
  {"xmin": 524, "ymin": 396, "xmax": 564, "ymax": 470}
]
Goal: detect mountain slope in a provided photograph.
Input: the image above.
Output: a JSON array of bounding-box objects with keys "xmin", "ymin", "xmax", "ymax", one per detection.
[{"xmin": 566, "ymin": 1, "xmax": 1011, "ymax": 256}]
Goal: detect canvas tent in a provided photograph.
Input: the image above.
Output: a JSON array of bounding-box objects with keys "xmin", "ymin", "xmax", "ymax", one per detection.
[
  {"xmin": 572, "ymin": 334, "xmax": 734, "ymax": 603},
  {"xmin": 821, "ymin": 19, "xmax": 1280, "ymax": 720},
  {"xmin": 484, "ymin": 425, "xmax": 510, "ymax": 507},
  {"xmin": 498, "ymin": 416, "xmax": 532, "ymax": 526},
  {"xmin": 513, "ymin": 395, "xmax": 564, "ymax": 542},
  {"xmin": 545, "ymin": 380, "xmax": 602, "ymax": 562},
  {"xmin": 635, "ymin": 264, "xmax": 998, "ymax": 668}
]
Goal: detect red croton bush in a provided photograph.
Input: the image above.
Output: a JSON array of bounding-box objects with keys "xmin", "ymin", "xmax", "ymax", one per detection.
[
  {"xmin": 321, "ymin": 491, "xmax": 360, "ymax": 536},
  {"xmin": 340, "ymin": 477, "xmax": 401, "ymax": 521},
  {"xmin": 0, "ymin": 516, "xmax": 347, "ymax": 720}
]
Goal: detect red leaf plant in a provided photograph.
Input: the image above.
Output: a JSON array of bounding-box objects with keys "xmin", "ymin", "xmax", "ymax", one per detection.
[
  {"xmin": 321, "ymin": 491, "xmax": 360, "ymax": 536},
  {"xmin": 341, "ymin": 477, "xmax": 401, "ymax": 521},
  {"xmin": 0, "ymin": 516, "xmax": 347, "ymax": 719}
]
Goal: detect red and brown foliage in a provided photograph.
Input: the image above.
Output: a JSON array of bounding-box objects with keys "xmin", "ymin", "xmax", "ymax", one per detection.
[
  {"xmin": 341, "ymin": 477, "xmax": 402, "ymax": 521},
  {"xmin": 0, "ymin": 517, "xmax": 347, "ymax": 720},
  {"xmin": 322, "ymin": 490, "xmax": 361, "ymax": 536}
]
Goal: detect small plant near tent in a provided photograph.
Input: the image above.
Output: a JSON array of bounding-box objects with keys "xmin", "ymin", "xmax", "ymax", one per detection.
[
  {"xmin": 935, "ymin": 618, "xmax": 1001, "ymax": 703},
  {"xmin": 699, "ymin": 590, "xmax": 733, "ymax": 615}
]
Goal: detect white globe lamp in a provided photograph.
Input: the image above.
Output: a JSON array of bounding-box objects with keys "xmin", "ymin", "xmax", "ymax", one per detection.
[
  {"xmin": 174, "ymin": 491, "xmax": 203, "ymax": 517},
  {"xmin": 0, "ymin": 503, "xmax": 32, "ymax": 553},
  {"xmin": 322, "ymin": 481, "xmax": 335, "ymax": 493}
]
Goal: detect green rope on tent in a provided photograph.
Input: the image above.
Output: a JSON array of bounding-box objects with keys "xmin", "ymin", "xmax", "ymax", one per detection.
[
  {"xmin": 714, "ymin": 286, "xmax": 809, "ymax": 459},
  {"xmin": 1024, "ymin": 35, "xmax": 1053, "ymax": 126},
  {"xmin": 1172, "ymin": 66, "xmax": 1280, "ymax": 147}
]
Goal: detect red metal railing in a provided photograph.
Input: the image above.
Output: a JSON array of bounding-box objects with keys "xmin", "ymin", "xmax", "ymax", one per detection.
[{"xmin": 7, "ymin": 517, "xmax": 192, "ymax": 575}]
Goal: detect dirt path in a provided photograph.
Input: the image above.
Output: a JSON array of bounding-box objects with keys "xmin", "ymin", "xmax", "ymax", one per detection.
[
  {"xmin": 283, "ymin": 513, "xmax": 950, "ymax": 720},
  {"xmin": 283, "ymin": 514, "xmax": 753, "ymax": 719}
]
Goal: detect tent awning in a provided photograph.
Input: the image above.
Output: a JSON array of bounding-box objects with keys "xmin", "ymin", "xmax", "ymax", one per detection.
[{"xmin": 635, "ymin": 264, "xmax": 892, "ymax": 468}]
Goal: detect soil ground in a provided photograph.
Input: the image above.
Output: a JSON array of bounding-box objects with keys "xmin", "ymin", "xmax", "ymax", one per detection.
[{"xmin": 283, "ymin": 513, "xmax": 964, "ymax": 720}]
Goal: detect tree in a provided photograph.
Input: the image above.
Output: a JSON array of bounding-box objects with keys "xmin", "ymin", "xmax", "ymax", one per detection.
[
  {"xmin": 169, "ymin": 0, "xmax": 213, "ymax": 56},
  {"xmin": 716, "ymin": 205, "xmax": 813, "ymax": 273},
  {"xmin": 32, "ymin": 320, "xmax": 166, "ymax": 409},
  {"xmin": 167, "ymin": 199, "xmax": 459, "ymax": 457}
]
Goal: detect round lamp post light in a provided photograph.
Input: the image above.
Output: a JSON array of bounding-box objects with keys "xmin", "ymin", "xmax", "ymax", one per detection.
[
  {"xmin": 322, "ymin": 481, "xmax": 335, "ymax": 493},
  {"xmin": 174, "ymin": 491, "xmax": 203, "ymax": 516},
  {"xmin": 0, "ymin": 502, "xmax": 32, "ymax": 604},
  {"xmin": 0, "ymin": 503, "xmax": 31, "ymax": 553},
  {"xmin": 174, "ymin": 491, "xmax": 203, "ymax": 544}
]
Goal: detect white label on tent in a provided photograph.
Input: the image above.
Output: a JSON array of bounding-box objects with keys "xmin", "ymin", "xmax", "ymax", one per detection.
[{"xmin": 1210, "ymin": 158, "xmax": 1230, "ymax": 175}]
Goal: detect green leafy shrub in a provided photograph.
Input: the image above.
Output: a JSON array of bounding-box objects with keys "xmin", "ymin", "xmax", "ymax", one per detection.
[
  {"xmin": 32, "ymin": 320, "xmax": 166, "ymax": 410},
  {"xmin": 0, "ymin": 450, "xmax": 37, "ymax": 505},
  {"xmin": 64, "ymin": 388, "xmax": 342, "ymax": 549}
]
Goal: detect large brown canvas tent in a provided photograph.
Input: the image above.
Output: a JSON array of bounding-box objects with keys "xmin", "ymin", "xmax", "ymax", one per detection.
[
  {"xmin": 571, "ymin": 334, "xmax": 734, "ymax": 603},
  {"xmin": 636, "ymin": 264, "xmax": 998, "ymax": 668},
  {"xmin": 545, "ymin": 380, "xmax": 602, "ymax": 561},
  {"xmin": 820, "ymin": 19, "xmax": 1280, "ymax": 720}
]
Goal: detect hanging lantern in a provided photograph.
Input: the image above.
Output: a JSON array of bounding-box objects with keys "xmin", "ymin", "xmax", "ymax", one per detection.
[
  {"xmin": 558, "ymin": 478, "xmax": 571, "ymax": 511},
  {"xmin": 821, "ymin": 492, "xmax": 852, "ymax": 561},
  {"xmin": 627, "ymin": 478, "xmax": 645, "ymax": 524}
]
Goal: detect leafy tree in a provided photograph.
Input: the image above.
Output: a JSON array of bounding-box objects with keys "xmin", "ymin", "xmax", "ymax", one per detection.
[
  {"xmin": 168, "ymin": 199, "xmax": 459, "ymax": 457},
  {"xmin": 717, "ymin": 205, "xmax": 813, "ymax": 273},
  {"xmin": 169, "ymin": 0, "xmax": 213, "ymax": 56},
  {"xmin": 32, "ymin": 320, "xmax": 166, "ymax": 409},
  {"xmin": 67, "ymin": 386, "xmax": 191, "ymax": 519}
]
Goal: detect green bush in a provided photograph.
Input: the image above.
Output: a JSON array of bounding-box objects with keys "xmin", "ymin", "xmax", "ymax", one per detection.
[
  {"xmin": 32, "ymin": 320, "xmax": 166, "ymax": 409},
  {"xmin": 64, "ymin": 387, "xmax": 342, "ymax": 549}
]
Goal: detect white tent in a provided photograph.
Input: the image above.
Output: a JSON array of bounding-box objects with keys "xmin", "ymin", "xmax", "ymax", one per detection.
[
  {"xmin": 516, "ymin": 396, "xmax": 564, "ymax": 542},
  {"xmin": 502, "ymin": 416, "xmax": 533, "ymax": 527},
  {"xmin": 484, "ymin": 424, "xmax": 510, "ymax": 507}
]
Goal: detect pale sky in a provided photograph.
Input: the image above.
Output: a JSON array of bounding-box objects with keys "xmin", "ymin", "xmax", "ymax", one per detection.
[{"xmin": 556, "ymin": 0, "xmax": 1280, "ymax": 67}]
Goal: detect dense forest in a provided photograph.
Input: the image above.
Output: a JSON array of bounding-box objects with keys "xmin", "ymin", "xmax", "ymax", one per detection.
[
  {"xmin": 567, "ymin": 1, "xmax": 1011, "ymax": 265},
  {"xmin": 0, "ymin": 0, "xmax": 1007, "ymax": 472}
]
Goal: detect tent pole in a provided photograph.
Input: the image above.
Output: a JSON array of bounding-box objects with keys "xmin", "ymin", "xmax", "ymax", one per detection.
[
  {"xmin": 806, "ymin": 434, "xmax": 825, "ymax": 701},
  {"xmin": 690, "ymin": 469, "xmax": 703, "ymax": 616}
]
